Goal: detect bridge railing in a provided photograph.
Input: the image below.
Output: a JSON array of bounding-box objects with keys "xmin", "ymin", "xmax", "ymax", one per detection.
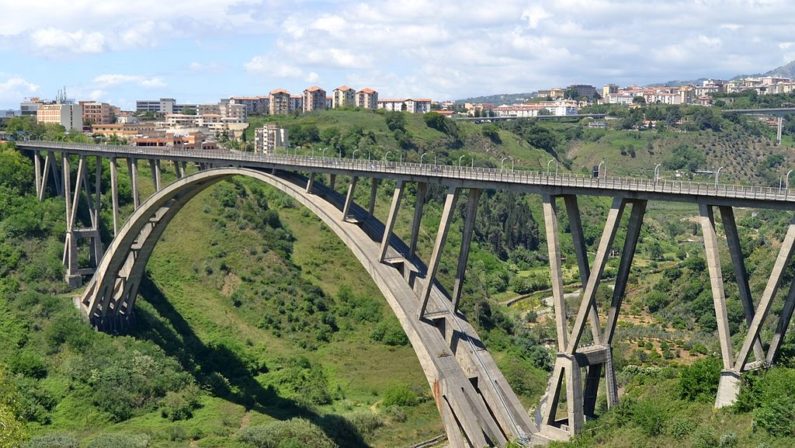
[{"xmin": 18, "ymin": 141, "xmax": 795, "ymax": 203}]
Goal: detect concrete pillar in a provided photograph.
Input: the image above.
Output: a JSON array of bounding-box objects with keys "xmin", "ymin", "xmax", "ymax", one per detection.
[
  {"xmin": 329, "ymin": 173, "xmax": 337, "ymax": 190},
  {"xmin": 341, "ymin": 176, "xmax": 358, "ymax": 221},
  {"xmin": 563, "ymin": 195, "xmax": 602, "ymax": 344},
  {"xmin": 127, "ymin": 158, "xmax": 140, "ymax": 209},
  {"xmin": 305, "ymin": 174, "xmax": 314, "ymax": 193},
  {"xmin": 699, "ymin": 204, "xmax": 735, "ymax": 371},
  {"xmin": 51, "ymin": 151, "xmax": 63, "ymax": 196},
  {"xmin": 777, "ymin": 117, "xmax": 783, "ymax": 146},
  {"xmin": 715, "ymin": 370, "xmax": 741, "ymax": 408},
  {"xmin": 149, "ymin": 159, "xmax": 161, "ymax": 191},
  {"xmin": 565, "ymin": 197, "xmax": 625, "ymax": 354},
  {"xmin": 174, "ymin": 160, "xmax": 183, "ymax": 178},
  {"xmin": 766, "ymin": 276, "xmax": 795, "ymax": 364},
  {"xmin": 582, "ymin": 364, "xmax": 602, "ymax": 418},
  {"xmin": 452, "ymin": 188, "xmax": 481, "ymax": 311},
  {"xmin": 379, "ymin": 181, "xmax": 404, "ymax": 262},
  {"xmin": 542, "ymin": 195, "xmax": 568, "ymax": 352},
  {"xmin": 367, "ymin": 177, "xmax": 378, "ymax": 216},
  {"xmin": 38, "ymin": 152, "xmax": 52, "ymax": 200},
  {"xmin": 110, "ymin": 158, "xmax": 120, "ymax": 236},
  {"xmin": 181, "ymin": 161, "xmax": 187, "ymax": 177},
  {"xmin": 408, "ymin": 182, "xmax": 428, "ymax": 258},
  {"xmin": 418, "ymin": 187, "xmax": 459, "ymax": 318},
  {"xmin": 33, "ymin": 151, "xmax": 42, "ymax": 198},
  {"xmin": 734, "ymin": 219, "xmax": 795, "ymax": 372},
  {"xmin": 719, "ymin": 206, "xmax": 764, "ymax": 361}
]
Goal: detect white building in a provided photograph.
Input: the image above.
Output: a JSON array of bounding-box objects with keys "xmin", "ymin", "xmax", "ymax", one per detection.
[
  {"xmin": 254, "ymin": 123, "xmax": 289, "ymax": 154},
  {"xmin": 136, "ymin": 98, "xmax": 176, "ymax": 114},
  {"xmin": 377, "ymin": 98, "xmax": 432, "ymax": 113},
  {"xmin": 332, "ymin": 86, "xmax": 356, "ymax": 108},
  {"xmin": 37, "ymin": 103, "xmax": 83, "ymax": 132}
]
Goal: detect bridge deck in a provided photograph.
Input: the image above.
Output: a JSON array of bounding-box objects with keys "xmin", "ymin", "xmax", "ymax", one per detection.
[{"xmin": 18, "ymin": 141, "xmax": 795, "ymax": 210}]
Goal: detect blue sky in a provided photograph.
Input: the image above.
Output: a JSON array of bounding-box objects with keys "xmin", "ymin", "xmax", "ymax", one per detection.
[{"xmin": 1, "ymin": 0, "xmax": 795, "ymax": 110}]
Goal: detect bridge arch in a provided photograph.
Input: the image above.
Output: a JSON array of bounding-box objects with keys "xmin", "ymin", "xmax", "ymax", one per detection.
[{"xmin": 78, "ymin": 167, "xmax": 536, "ymax": 446}]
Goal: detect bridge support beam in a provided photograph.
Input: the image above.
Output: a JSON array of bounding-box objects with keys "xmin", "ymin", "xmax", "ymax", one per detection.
[
  {"xmin": 33, "ymin": 151, "xmax": 42, "ymax": 198},
  {"xmin": 540, "ymin": 196, "xmax": 644, "ymax": 438},
  {"xmin": 452, "ymin": 188, "xmax": 480, "ymax": 312},
  {"xmin": 419, "ymin": 187, "xmax": 459, "ymax": 318},
  {"xmin": 61, "ymin": 155, "xmax": 103, "ymax": 287},
  {"xmin": 408, "ymin": 182, "xmax": 428, "ymax": 259},
  {"xmin": 329, "ymin": 173, "xmax": 336, "ymax": 190},
  {"xmin": 367, "ymin": 177, "xmax": 378, "ymax": 216},
  {"xmin": 379, "ymin": 181, "xmax": 404, "ymax": 262},
  {"xmin": 127, "ymin": 158, "xmax": 140, "ymax": 209},
  {"xmin": 777, "ymin": 117, "xmax": 783, "ymax": 146},
  {"xmin": 306, "ymin": 174, "xmax": 314, "ymax": 193},
  {"xmin": 110, "ymin": 158, "xmax": 120, "ymax": 236},
  {"xmin": 149, "ymin": 159, "xmax": 162, "ymax": 191},
  {"xmin": 51, "ymin": 151, "xmax": 63, "ymax": 196},
  {"xmin": 341, "ymin": 176, "xmax": 358, "ymax": 221}
]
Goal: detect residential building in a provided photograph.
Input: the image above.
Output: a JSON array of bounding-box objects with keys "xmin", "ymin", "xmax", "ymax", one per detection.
[
  {"xmin": 602, "ymin": 84, "xmax": 619, "ymax": 98},
  {"xmin": 355, "ymin": 88, "xmax": 378, "ymax": 109},
  {"xmin": 289, "ymin": 96, "xmax": 303, "ymax": 112},
  {"xmin": 537, "ymin": 88, "xmax": 565, "ymax": 99},
  {"xmin": 230, "ymin": 96, "xmax": 269, "ymax": 115},
  {"xmin": 136, "ymin": 98, "xmax": 176, "ymax": 114},
  {"xmin": 567, "ymin": 84, "xmax": 598, "ymax": 99},
  {"xmin": 332, "ymin": 86, "xmax": 356, "ymax": 108},
  {"xmin": 20, "ymin": 98, "xmax": 46, "ymax": 116},
  {"xmin": 492, "ymin": 100, "xmax": 578, "ymax": 118},
  {"xmin": 220, "ymin": 102, "xmax": 247, "ymax": 123},
  {"xmin": 269, "ymin": 89, "xmax": 291, "ymax": 115},
  {"xmin": 197, "ymin": 104, "xmax": 221, "ymax": 115},
  {"xmin": 377, "ymin": 98, "xmax": 432, "ymax": 114},
  {"xmin": 303, "ymin": 86, "xmax": 327, "ymax": 112},
  {"xmin": 79, "ymin": 101, "xmax": 113, "ymax": 125},
  {"xmin": 325, "ymin": 96, "xmax": 333, "ymax": 109},
  {"xmin": 37, "ymin": 103, "xmax": 83, "ymax": 131},
  {"xmin": 254, "ymin": 123, "xmax": 289, "ymax": 154}
]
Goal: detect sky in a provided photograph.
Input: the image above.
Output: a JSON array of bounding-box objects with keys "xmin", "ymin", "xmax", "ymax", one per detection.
[{"xmin": 1, "ymin": 0, "xmax": 795, "ymax": 110}]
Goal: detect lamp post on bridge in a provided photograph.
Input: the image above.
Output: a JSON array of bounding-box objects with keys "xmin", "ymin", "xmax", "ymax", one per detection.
[
  {"xmin": 458, "ymin": 155, "xmax": 466, "ymax": 170},
  {"xmin": 421, "ymin": 152, "xmax": 432, "ymax": 166},
  {"xmin": 786, "ymin": 169, "xmax": 793, "ymax": 199},
  {"xmin": 547, "ymin": 159, "xmax": 555, "ymax": 176},
  {"xmin": 384, "ymin": 151, "xmax": 392, "ymax": 163},
  {"xmin": 654, "ymin": 163, "xmax": 662, "ymax": 184},
  {"xmin": 352, "ymin": 149, "xmax": 359, "ymax": 160},
  {"xmin": 715, "ymin": 166, "xmax": 724, "ymax": 188},
  {"xmin": 598, "ymin": 160, "xmax": 606, "ymax": 178},
  {"xmin": 501, "ymin": 157, "xmax": 508, "ymax": 171}
]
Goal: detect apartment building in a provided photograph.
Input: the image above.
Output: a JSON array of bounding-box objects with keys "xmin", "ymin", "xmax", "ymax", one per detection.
[
  {"xmin": 136, "ymin": 98, "xmax": 176, "ymax": 114},
  {"xmin": 355, "ymin": 88, "xmax": 378, "ymax": 110},
  {"xmin": 332, "ymin": 86, "xmax": 356, "ymax": 108},
  {"xmin": 254, "ymin": 123, "xmax": 289, "ymax": 154},
  {"xmin": 220, "ymin": 102, "xmax": 247, "ymax": 123},
  {"xmin": 37, "ymin": 103, "xmax": 83, "ymax": 131},
  {"xmin": 303, "ymin": 86, "xmax": 327, "ymax": 112},
  {"xmin": 269, "ymin": 89, "xmax": 291, "ymax": 115},
  {"xmin": 230, "ymin": 96, "xmax": 269, "ymax": 115},
  {"xmin": 289, "ymin": 96, "xmax": 303, "ymax": 113},
  {"xmin": 377, "ymin": 98, "xmax": 432, "ymax": 114},
  {"xmin": 20, "ymin": 98, "xmax": 45, "ymax": 116},
  {"xmin": 79, "ymin": 101, "xmax": 113, "ymax": 125}
]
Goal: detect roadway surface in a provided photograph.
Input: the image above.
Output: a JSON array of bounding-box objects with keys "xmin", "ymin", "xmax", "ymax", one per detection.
[{"xmin": 18, "ymin": 140, "xmax": 795, "ymax": 210}]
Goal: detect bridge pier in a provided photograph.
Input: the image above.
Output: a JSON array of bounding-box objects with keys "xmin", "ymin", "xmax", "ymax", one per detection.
[
  {"xmin": 452, "ymin": 188, "xmax": 481, "ymax": 312},
  {"xmin": 367, "ymin": 177, "xmax": 378, "ymax": 216},
  {"xmin": 341, "ymin": 176, "xmax": 358, "ymax": 221},
  {"xmin": 379, "ymin": 181, "xmax": 404, "ymax": 262},
  {"xmin": 408, "ymin": 182, "xmax": 428, "ymax": 259},
  {"xmin": 127, "ymin": 158, "xmax": 140, "ymax": 208},
  {"xmin": 60, "ymin": 154, "xmax": 103, "ymax": 287},
  {"xmin": 540, "ymin": 195, "xmax": 645, "ymax": 439},
  {"xmin": 149, "ymin": 159, "xmax": 162, "ymax": 191},
  {"xmin": 419, "ymin": 187, "xmax": 459, "ymax": 318},
  {"xmin": 110, "ymin": 158, "xmax": 120, "ymax": 236}
]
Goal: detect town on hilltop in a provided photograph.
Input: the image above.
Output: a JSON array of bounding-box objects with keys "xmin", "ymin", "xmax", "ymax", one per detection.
[{"xmin": 1, "ymin": 75, "xmax": 792, "ymax": 153}]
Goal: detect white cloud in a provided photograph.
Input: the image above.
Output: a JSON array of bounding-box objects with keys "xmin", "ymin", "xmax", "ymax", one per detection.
[
  {"xmin": 31, "ymin": 28, "xmax": 106, "ymax": 54},
  {"xmin": 93, "ymin": 74, "xmax": 166, "ymax": 88},
  {"xmin": 0, "ymin": 76, "xmax": 39, "ymax": 104},
  {"xmin": 244, "ymin": 56, "xmax": 303, "ymax": 78},
  {"xmin": 305, "ymin": 72, "xmax": 320, "ymax": 83}
]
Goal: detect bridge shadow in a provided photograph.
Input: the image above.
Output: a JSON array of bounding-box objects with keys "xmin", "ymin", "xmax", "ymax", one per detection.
[{"xmin": 131, "ymin": 275, "xmax": 368, "ymax": 447}]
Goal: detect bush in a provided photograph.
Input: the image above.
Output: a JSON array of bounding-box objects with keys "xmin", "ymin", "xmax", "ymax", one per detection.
[
  {"xmin": 382, "ymin": 384, "xmax": 419, "ymax": 407},
  {"xmin": 346, "ymin": 411, "xmax": 383, "ymax": 436},
  {"xmin": 718, "ymin": 432, "xmax": 738, "ymax": 448},
  {"xmin": 678, "ymin": 357, "xmax": 721, "ymax": 401},
  {"xmin": 668, "ymin": 417, "xmax": 696, "ymax": 439},
  {"xmin": 9, "ymin": 350, "xmax": 48, "ymax": 379},
  {"xmin": 753, "ymin": 397, "xmax": 795, "ymax": 436},
  {"xmin": 238, "ymin": 418, "xmax": 336, "ymax": 448},
  {"xmin": 84, "ymin": 433, "xmax": 150, "ymax": 448},
  {"xmin": 369, "ymin": 319, "xmax": 408, "ymax": 346},
  {"xmin": 161, "ymin": 384, "xmax": 202, "ymax": 421},
  {"xmin": 631, "ymin": 400, "xmax": 666, "ymax": 436},
  {"xmin": 691, "ymin": 427, "xmax": 718, "ymax": 448},
  {"xmin": 24, "ymin": 434, "xmax": 79, "ymax": 448}
]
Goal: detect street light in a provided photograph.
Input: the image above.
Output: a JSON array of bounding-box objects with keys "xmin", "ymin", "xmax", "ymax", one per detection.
[
  {"xmin": 501, "ymin": 157, "xmax": 508, "ymax": 171},
  {"xmin": 787, "ymin": 169, "xmax": 793, "ymax": 189},
  {"xmin": 547, "ymin": 159, "xmax": 555, "ymax": 176},
  {"xmin": 458, "ymin": 155, "xmax": 466, "ymax": 168},
  {"xmin": 654, "ymin": 163, "xmax": 662, "ymax": 183},
  {"xmin": 715, "ymin": 166, "xmax": 724, "ymax": 187},
  {"xmin": 321, "ymin": 147, "xmax": 328, "ymax": 158},
  {"xmin": 384, "ymin": 151, "xmax": 392, "ymax": 162},
  {"xmin": 352, "ymin": 149, "xmax": 359, "ymax": 159},
  {"xmin": 598, "ymin": 160, "xmax": 606, "ymax": 178},
  {"xmin": 421, "ymin": 152, "xmax": 432, "ymax": 165}
]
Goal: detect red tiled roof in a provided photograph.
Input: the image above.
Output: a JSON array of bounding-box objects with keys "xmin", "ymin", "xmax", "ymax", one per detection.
[
  {"xmin": 335, "ymin": 85, "xmax": 353, "ymax": 91},
  {"xmin": 305, "ymin": 86, "xmax": 324, "ymax": 92},
  {"xmin": 269, "ymin": 89, "xmax": 290, "ymax": 95},
  {"xmin": 358, "ymin": 87, "xmax": 377, "ymax": 94}
]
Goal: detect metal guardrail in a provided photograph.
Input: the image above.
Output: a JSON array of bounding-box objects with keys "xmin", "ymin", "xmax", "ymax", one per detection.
[{"xmin": 17, "ymin": 141, "xmax": 795, "ymax": 204}]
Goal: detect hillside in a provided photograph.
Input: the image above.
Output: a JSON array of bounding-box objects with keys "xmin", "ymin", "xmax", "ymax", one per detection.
[
  {"xmin": 765, "ymin": 59, "xmax": 795, "ymax": 78},
  {"xmin": 2, "ymin": 106, "xmax": 795, "ymax": 447}
]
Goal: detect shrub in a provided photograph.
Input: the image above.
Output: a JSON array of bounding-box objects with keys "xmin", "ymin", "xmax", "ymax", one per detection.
[
  {"xmin": 668, "ymin": 417, "xmax": 696, "ymax": 439},
  {"xmin": 9, "ymin": 350, "xmax": 48, "ymax": 378},
  {"xmin": 369, "ymin": 319, "xmax": 408, "ymax": 346},
  {"xmin": 678, "ymin": 357, "xmax": 721, "ymax": 401},
  {"xmin": 0, "ymin": 404, "xmax": 26, "ymax": 448},
  {"xmin": 24, "ymin": 434, "xmax": 79, "ymax": 448},
  {"xmin": 383, "ymin": 405, "xmax": 407, "ymax": 422},
  {"xmin": 161, "ymin": 384, "xmax": 202, "ymax": 421},
  {"xmin": 84, "ymin": 433, "xmax": 150, "ymax": 448},
  {"xmin": 631, "ymin": 400, "xmax": 666, "ymax": 436},
  {"xmin": 753, "ymin": 397, "xmax": 795, "ymax": 437},
  {"xmin": 238, "ymin": 418, "xmax": 336, "ymax": 448},
  {"xmin": 346, "ymin": 411, "xmax": 383, "ymax": 436},
  {"xmin": 718, "ymin": 432, "xmax": 738, "ymax": 448},
  {"xmin": 691, "ymin": 427, "xmax": 718, "ymax": 448},
  {"xmin": 382, "ymin": 384, "xmax": 419, "ymax": 407}
]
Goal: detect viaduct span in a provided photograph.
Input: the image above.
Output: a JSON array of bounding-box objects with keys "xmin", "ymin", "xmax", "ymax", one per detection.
[{"xmin": 16, "ymin": 141, "xmax": 795, "ymax": 446}]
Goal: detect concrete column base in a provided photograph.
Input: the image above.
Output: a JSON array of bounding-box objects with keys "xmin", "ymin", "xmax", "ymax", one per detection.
[
  {"xmin": 65, "ymin": 274, "xmax": 83, "ymax": 288},
  {"xmin": 715, "ymin": 370, "xmax": 741, "ymax": 408}
]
